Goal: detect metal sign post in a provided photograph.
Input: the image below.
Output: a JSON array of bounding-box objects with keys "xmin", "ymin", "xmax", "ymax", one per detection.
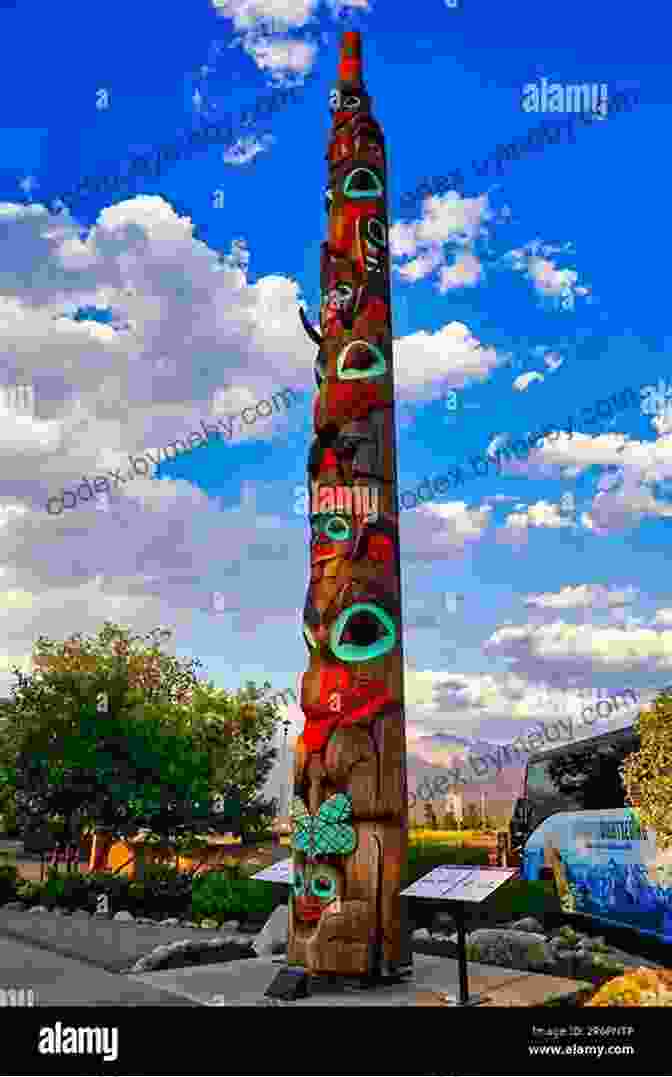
[{"xmin": 401, "ymin": 866, "xmax": 518, "ymax": 1007}]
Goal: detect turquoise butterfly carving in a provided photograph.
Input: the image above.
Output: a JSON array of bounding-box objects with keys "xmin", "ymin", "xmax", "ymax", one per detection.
[{"xmin": 292, "ymin": 793, "xmax": 357, "ymax": 859}]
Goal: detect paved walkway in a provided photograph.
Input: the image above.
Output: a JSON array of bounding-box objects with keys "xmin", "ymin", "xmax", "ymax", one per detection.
[
  {"xmin": 129, "ymin": 953, "xmax": 591, "ymax": 1007},
  {"xmin": 0, "ymin": 934, "xmax": 202, "ymax": 1006},
  {"xmin": 0, "ymin": 909, "xmax": 252, "ymax": 972}
]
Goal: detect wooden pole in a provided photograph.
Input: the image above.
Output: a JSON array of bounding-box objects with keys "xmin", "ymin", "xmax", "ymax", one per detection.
[{"xmin": 288, "ymin": 31, "xmax": 410, "ymax": 980}]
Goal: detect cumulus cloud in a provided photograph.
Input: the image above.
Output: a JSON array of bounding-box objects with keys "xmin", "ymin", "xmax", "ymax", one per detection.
[
  {"xmin": 524, "ymin": 584, "xmax": 638, "ymax": 611},
  {"xmin": 484, "ymin": 620, "xmax": 672, "ymax": 675},
  {"xmin": 496, "ymin": 500, "xmax": 574, "ymax": 548},
  {"xmin": 502, "ymin": 239, "xmax": 590, "ymax": 307},
  {"xmin": 400, "ymin": 501, "xmax": 492, "ymax": 560},
  {"xmin": 392, "ymin": 322, "xmax": 504, "ymax": 400},
  {"xmin": 391, "ymin": 192, "xmax": 491, "ymax": 289}
]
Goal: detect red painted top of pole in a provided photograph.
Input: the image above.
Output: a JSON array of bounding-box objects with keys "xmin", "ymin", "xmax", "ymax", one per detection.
[{"xmin": 339, "ymin": 30, "xmax": 363, "ymax": 86}]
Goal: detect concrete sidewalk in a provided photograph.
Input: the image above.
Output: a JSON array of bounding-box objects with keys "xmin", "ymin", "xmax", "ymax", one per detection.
[
  {"xmin": 0, "ymin": 935, "xmax": 203, "ymax": 1006},
  {"xmin": 0, "ymin": 909, "xmax": 253, "ymax": 972},
  {"xmin": 129, "ymin": 953, "xmax": 592, "ymax": 1007}
]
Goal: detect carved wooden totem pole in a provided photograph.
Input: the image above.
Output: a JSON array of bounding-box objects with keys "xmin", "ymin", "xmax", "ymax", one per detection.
[{"xmin": 290, "ymin": 31, "xmax": 411, "ymax": 980}]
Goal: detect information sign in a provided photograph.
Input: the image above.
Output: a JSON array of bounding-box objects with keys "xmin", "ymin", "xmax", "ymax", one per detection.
[
  {"xmin": 401, "ymin": 866, "xmax": 517, "ymax": 902},
  {"xmin": 252, "ymin": 858, "xmax": 293, "ymax": 884}
]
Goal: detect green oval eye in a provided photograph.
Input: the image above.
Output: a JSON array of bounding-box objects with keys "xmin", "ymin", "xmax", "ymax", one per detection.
[
  {"xmin": 303, "ymin": 624, "xmax": 317, "ymax": 650},
  {"xmin": 330, "ymin": 602, "xmax": 396, "ymax": 662},
  {"xmin": 311, "ymin": 874, "xmax": 337, "ymax": 900},
  {"xmin": 343, "ymin": 168, "xmax": 383, "ymax": 200},
  {"xmin": 325, "ymin": 516, "xmax": 351, "ymax": 541},
  {"xmin": 337, "ymin": 340, "xmax": 387, "ymax": 380}
]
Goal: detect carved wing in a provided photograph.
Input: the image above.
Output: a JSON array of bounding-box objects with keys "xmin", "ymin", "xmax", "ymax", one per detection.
[{"xmin": 311, "ymin": 793, "xmax": 357, "ymax": 856}]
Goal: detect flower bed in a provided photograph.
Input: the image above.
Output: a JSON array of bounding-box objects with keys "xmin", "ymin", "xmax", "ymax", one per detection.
[{"xmin": 586, "ymin": 967, "xmax": 672, "ymax": 1006}]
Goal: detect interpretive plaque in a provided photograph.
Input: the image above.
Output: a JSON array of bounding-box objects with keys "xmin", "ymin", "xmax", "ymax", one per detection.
[{"xmin": 401, "ymin": 867, "xmax": 517, "ymax": 902}]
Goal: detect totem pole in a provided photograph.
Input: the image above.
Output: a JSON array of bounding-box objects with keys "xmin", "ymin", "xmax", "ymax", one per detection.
[{"xmin": 290, "ymin": 31, "xmax": 412, "ymax": 980}]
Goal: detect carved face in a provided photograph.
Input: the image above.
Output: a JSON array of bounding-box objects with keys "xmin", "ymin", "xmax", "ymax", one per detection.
[
  {"xmin": 310, "ymin": 510, "xmax": 355, "ymax": 570},
  {"xmin": 292, "ymin": 858, "xmax": 344, "ymax": 923}
]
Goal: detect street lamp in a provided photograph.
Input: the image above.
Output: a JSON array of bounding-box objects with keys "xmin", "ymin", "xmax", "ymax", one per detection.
[{"xmin": 279, "ymin": 718, "xmax": 292, "ymax": 826}]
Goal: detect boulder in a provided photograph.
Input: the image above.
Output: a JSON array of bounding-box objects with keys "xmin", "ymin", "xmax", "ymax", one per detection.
[
  {"xmin": 556, "ymin": 925, "xmax": 579, "ymax": 946},
  {"xmin": 200, "ymin": 919, "xmax": 219, "ymax": 929},
  {"xmin": 509, "ymin": 916, "xmax": 545, "ymax": 934},
  {"xmin": 412, "ymin": 928, "xmax": 432, "ymax": 942},
  {"xmin": 2, "ymin": 901, "xmax": 26, "ymax": 911},
  {"xmin": 159, "ymin": 918, "xmax": 181, "ymax": 927},
  {"xmin": 113, "ymin": 910, "xmax": 134, "ymax": 922},
  {"xmin": 251, "ymin": 904, "xmax": 289, "ymax": 957},
  {"xmin": 220, "ymin": 920, "xmax": 240, "ymax": 932},
  {"xmin": 30, "ymin": 905, "xmax": 49, "ymax": 914},
  {"xmin": 464, "ymin": 929, "xmax": 554, "ymax": 971}
]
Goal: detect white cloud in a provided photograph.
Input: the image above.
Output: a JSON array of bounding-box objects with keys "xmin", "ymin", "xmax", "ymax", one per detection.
[
  {"xmin": 393, "ymin": 322, "xmax": 504, "ymax": 398},
  {"xmin": 391, "ymin": 192, "xmax": 491, "ymax": 289},
  {"xmin": 654, "ymin": 608, "xmax": 672, "ymax": 626},
  {"xmin": 496, "ymin": 500, "xmax": 574, "ymax": 547},
  {"xmin": 524, "ymin": 584, "xmax": 638, "ymax": 610},
  {"xmin": 513, "ymin": 371, "xmax": 544, "ymax": 391},
  {"xmin": 400, "ymin": 501, "xmax": 492, "ymax": 559},
  {"xmin": 484, "ymin": 620, "xmax": 672, "ymax": 674},
  {"xmin": 211, "ymin": 0, "xmax": 315, "ymax": 31},
  {"xmin": 222, "ymin": 133, "xmax": 275, "ymax": 165}
]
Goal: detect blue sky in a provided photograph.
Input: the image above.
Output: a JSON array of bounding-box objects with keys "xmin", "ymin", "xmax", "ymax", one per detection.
[{"xmin": 0, "ymin": 0, "xmax": 669, "ymax": 814}]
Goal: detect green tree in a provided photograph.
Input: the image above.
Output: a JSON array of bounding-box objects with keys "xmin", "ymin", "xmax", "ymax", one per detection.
[
  {"xmin": 621, "ymin": 689, "xmax": 672, "ymax": 849},
  {"xmin": 2, "ymin": 624, "xmax": 281, "ymax": 851}
]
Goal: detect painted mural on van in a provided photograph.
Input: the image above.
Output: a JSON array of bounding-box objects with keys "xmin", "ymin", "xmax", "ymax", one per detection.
[{"xmin": 522, "ymin": 807, "xmax": 672, "ymax": 941}]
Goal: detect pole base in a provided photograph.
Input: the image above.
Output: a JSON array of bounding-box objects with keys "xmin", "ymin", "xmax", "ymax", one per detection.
[
  {"xmin": 263, "ymin": 966, "xmax": 310, "ymax": 1000},
  {"xmin": 439, "ymin": 992, "xmax": 491, "ymax": 1007}
]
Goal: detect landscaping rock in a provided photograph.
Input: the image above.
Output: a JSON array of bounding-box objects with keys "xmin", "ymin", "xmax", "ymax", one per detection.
[
  {"xmin": 465, "ymin": 929, "xmax": 554, "ymax": 971},
  {"xmin": 71, "ymin": 909, "xmax": 91, "ymax": 918},
  {"xmin": 252, "ymin": 904, "xmax": 289, "ymax": 957},
  {"xmin": 200, "ymin": 919, "xmax": 219, "ymax": 930},
  {"xmin": 159, "ymin": 918, "xmax": 181, "ymax": 927},
  {"xmin": 30, "ymin": 905, "xmax": 49, "ymax": 914},
  {"xmin": 509, "ymin": 917, "xmax": 545, "ymax": 934},
  {"xmin": 412, "ymin": 928, "xmax": 432, "ymax": 942},
  {"xmin": 2, "ymin": 901, "xmax": 26, "ymax": 911},
  {"xmin": 113, "ymin": 910, "xmax": 135, "ymax": 922},
  {"xmin": 220, "ymin": 920, "xmax": 240, "ymax": 932},
  {"xmin": 556, "ymin": 925, "xmax": 579, "ymax": 946}
]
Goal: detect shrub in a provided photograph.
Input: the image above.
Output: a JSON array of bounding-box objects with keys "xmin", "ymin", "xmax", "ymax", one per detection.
[
  {"xmin": 191, "ymin": 870, "xmax": 279, "ymax": 923},
  {"xmin": 0, "ymin": 864, "xmax": 21, "ymax": 904}
]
